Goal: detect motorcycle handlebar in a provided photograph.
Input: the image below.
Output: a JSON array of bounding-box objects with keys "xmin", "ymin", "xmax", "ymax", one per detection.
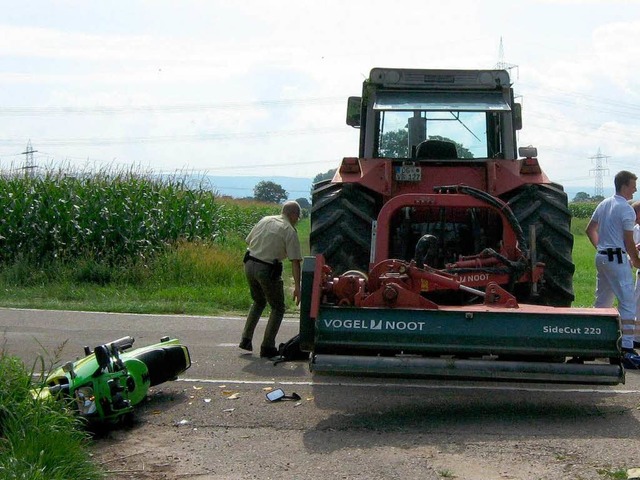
[{"xmin": 108, "ymin": 336, "xmax": 135, "ymax": 351}]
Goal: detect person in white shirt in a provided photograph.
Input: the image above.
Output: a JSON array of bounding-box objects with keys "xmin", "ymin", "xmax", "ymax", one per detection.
[{"xmin": 586, "ymin": 170, "xmax": 640, "ymax": 369}]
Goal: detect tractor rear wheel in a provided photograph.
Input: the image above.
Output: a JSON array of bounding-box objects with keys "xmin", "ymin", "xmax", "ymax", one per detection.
[
  {"xmin": 505, "ymin": 183, "xmax": 575, "ymax": 307},
  {"xmin": 310, "ymin": 181, "xmax": 379, "ymax": 275}
]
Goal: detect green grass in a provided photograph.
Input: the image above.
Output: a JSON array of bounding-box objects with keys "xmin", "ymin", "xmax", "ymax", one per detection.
[
  {"xmin": 0, "ymin": 215, "xmax": 599, "ymax": 314},
  {"xmin": 570, "ymin": 217, "xmax": 597, "ymax": 308},
  {"xmin": 0, "ymin": 352, "xmax": 105, "ymax": 479},
  {"xmin": 596, "ymin": 467, "xmax": 628, "ymax": 479},
  {"xmin": 0, "ymin": 220, "xmax": 307, "ymax": 316}
]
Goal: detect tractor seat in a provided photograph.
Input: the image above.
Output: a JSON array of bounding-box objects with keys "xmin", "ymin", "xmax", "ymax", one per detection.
[{"xmin": 415, "ymin": 140, "xmax": 458, "ymax": 160}]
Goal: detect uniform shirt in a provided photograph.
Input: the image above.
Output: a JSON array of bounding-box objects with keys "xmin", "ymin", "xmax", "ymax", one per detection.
[
  {"xmin": 246, "ymin": 214, "xmax": 302, "ymax": 263},
  {"xmin": 591, "ymin": 194, "xmax": 635, "ymax": 250}
]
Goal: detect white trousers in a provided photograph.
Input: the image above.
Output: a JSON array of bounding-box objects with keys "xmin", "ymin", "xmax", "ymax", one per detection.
[
  {"xmin": 594, "ymin": 252, "xmax": 636, "ymax": 349},
  {"xmin": 635, "ymin": 271, "xmax": 640, "ymax": 346}
]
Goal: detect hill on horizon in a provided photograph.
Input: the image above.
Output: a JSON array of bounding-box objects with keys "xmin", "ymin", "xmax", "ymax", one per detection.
[
  {"xmin": 162, "ymin": 172, "xmax": 612, "ymax": 203},
  {"xmin": 176, "ymin": 175, "xmax": 314, "ymax": 200}
]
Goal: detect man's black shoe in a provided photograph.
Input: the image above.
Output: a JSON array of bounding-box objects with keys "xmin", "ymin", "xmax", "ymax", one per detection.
[
  {"xmin": 239, "ymin": 338, "xmax": 253, "ymax": 352},
  {"xmin": 260, "ymin": 346, "xmax": 278, "ymax": 358},
  {"xmin": 622, "ymin": 350, "xmax": 640, "ymax": 370}
]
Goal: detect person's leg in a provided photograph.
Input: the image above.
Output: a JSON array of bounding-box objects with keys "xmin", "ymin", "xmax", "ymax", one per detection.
[
  {"xmin": 594, "ymin": 255, "xmax": 616, "ymax": 308},
  {"xmin": 608, "ymin": 259, "xmax": 636, "ymax": 350},
  {"xmin": 635, "ymin": 271, "xmax": 640, "ymax": 347},
  {"xmin": 241, "ymin": 262, "xmax": 267, "ymax": 346},
  {"xmin": 261, "ymin": 277, "xmax": 286, "ymax": 353}
]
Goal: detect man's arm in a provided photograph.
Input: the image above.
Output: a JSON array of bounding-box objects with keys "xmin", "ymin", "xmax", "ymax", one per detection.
[
  {"xmin": 585, "ymin": 220, "xmax": 599, "ymax": 248},
  {"xmin": 291, "ymin": 259, "xmax": 301, "ymax": 305},
  {"xmin": 624, "ymin": 230, "xmax": 640, "ymax": 269}
]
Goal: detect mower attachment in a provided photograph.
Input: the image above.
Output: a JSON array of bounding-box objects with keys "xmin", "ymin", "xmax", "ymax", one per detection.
[{"xmin": 300, "ymin": 256, "xmax": 624, "ymax": 385}]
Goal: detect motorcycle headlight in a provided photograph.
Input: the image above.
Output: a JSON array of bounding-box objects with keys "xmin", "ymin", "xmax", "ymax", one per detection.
[{"xmin": 75, "ymin": 386, "xmax": 97, "ymax": 415}]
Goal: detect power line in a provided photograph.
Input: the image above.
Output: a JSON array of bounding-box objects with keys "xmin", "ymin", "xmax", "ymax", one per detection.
[
  {"xmin": 0, "ymin": 97, "xmax": 344, "ymax": 116},
  {"xmin": 0, "ymin": 127, "xmax": 347, "ymax": 147}
]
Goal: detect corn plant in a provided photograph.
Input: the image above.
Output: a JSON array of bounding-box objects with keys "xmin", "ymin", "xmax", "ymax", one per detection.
[
  {"xmin": 0, "ymin": 167, "xmax": 279, "ymax": 267},
  {"xmin": 569, "ymin": 202, "xmax": 598, "ymax": 219}
]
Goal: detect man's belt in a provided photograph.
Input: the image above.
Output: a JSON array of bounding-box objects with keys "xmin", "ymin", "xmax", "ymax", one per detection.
[
  {"xmin": 598, "ymin": 247, "xmax": 625, "ymax": 264},
  {"xmin": 243, "ymin": 251, "xmax": 273, "ymax": 266}
]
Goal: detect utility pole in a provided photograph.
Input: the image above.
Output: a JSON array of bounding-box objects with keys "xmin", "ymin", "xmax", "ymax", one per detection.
[
  {"xmin": 589, "ymin": 148, "xmax": 609, "ymax": 198},
  {"xmin": 495, "ymin": 36, "xmax": 519, "ymax": 79},
  {"xmin": 20, "ymin": 139, "xmax": 38, "ymax": 176}
]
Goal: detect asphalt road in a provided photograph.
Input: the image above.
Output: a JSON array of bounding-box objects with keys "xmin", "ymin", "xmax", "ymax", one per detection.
[{"xmin": 3, "ymin": 307, "xmax": 640, "ymax": 480}]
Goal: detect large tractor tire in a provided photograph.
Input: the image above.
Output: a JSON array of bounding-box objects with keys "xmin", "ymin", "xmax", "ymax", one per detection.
[
  {"xmin": 504, "ymin": 183, "xmax": 575, "ymax": 307},
  {"xmin": 310, "ymin": 181, "xmax": 379, "ymax": 275}
]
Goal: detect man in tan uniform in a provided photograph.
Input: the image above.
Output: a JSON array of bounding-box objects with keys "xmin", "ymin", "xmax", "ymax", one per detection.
[{"xmin": 239, "ymin": 200, "xmax": 302, "ymax": 358}]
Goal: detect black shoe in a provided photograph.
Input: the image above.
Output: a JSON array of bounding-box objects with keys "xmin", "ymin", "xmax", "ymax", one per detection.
[
  {"xmin": 239, "ymin": 338, "xmax": 253, "ymax": 352},
  {"xmin": 622, "ymin": 351, "xmax": 640, "ymax": 370},
  {"xmin": 260, "ymin": 346, "xmax": 278, "ymax": 358}
]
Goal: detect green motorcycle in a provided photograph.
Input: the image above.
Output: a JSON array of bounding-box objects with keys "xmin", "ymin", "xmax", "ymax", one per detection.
[{"xmin": 33, "ymin": 336, "xmax": 191, "ymax": 425}]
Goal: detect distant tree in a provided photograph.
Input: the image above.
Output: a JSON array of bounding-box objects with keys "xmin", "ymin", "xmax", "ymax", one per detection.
[
  {"xmin": 296, "ymin": 197, "xmax": 311, "ymax": 210},
  {"xmin": 592, "ymin": 195, "xmax": 605, "ymax": 203},
  {"xmin": 379, "ymin": 130, "xmax": 409, "ymax": 157},
  {"xmin": 572, "ymin": 192, "xmax": 591, "ymax": 203},
  {"xmin": 379, "ymin": 129, "xmax": 474, "ymax": 158},
  {"xmin": 253, "ymin": 181, "xmax": 288, "ymax": 204},
  {"xmin": 296, "ymin": 197, "xmax": 311, "ymax": 218},
  {"xmin": 313, "ymin": 169, "xmax": 337, "ymax": 185}
]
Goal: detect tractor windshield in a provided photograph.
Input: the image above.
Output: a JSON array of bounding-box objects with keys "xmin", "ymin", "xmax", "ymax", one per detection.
[
  {"xmin": 377, "ymin": 110, "xmax": 488, "ymax": 159},
  {"xmin": 373, "ymin": 90, "xmax": 511, "ymax": 159}
]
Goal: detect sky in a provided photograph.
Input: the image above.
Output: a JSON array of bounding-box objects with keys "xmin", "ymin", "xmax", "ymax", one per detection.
[{"xmin": 1, "ymin": 0, "xmax": 640, "ymax": 197}]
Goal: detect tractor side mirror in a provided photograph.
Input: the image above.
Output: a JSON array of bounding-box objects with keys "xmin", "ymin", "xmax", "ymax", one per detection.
[
  {"xmin": 265, "ymin": 388, "xmax": 301, "ymax": 402},
  {"xmin": 513, "ymin": 102, "xmax": 522, "ymax": 131},
  {"xmin": 346, "ymin": 96, "xmax": 361, "ymax": 127},
  {"xmin": 266, "ymin": 388, "xmax": 286, "ymax": 402},
  {"xmin": 518, "ymin": 146, "xmax": 538, "ymax": 158}
]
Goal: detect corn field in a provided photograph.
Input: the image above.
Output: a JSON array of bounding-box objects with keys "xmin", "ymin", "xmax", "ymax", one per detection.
[
  {"xmin": 569, "ymin": 202, "xmax": 598, "ymax": 219},
  {"xmin": 0, "ymin": 168, "xmax": 278, "ymax": 266}
]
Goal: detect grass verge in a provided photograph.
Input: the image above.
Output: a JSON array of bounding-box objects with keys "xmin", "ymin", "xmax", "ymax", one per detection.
[
  {"xmin": 0, "ymin": 217, "xmax": 598, "ymax": 314},
  {"xmin": 0, "ymin": 351, "xmax": 104, "ymax": 479},
  {"xmin": 0, "ymin": 219, "xmax": 310, "ymax": 316}
]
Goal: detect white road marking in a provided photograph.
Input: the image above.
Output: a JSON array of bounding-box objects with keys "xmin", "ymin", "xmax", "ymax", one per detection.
[{"xmin": 177, "ymin": 377, "xmax": 640, "ymax": 395}]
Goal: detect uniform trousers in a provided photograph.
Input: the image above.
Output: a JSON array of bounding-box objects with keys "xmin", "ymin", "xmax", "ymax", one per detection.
[{"xmin": 242, "ymin": 259, "xmax": 285, "ymax": 350}]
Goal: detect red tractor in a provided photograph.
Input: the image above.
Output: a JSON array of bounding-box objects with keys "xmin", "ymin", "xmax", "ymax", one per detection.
[
  {"xmin": 311, "ymin": 68, "xmax": 573, "ymax": 308},
  {"xmin": 301, "ymin": 69, "xmax": 623, "ymax": 384}
]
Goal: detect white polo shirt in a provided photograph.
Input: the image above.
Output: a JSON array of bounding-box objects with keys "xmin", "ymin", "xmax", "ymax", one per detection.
[{"xmin": 591, "ymin": 194, "xmax": 635, "ymax": 251}]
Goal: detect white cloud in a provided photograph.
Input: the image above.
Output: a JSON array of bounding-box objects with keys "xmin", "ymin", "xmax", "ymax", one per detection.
[
  {"xmin": 593, "ymin": 20, "xmax": 640, "ymax": 95},
  {"xmin": 1, "ymin": 0, "xmax": 640, "ymax": 186}
]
